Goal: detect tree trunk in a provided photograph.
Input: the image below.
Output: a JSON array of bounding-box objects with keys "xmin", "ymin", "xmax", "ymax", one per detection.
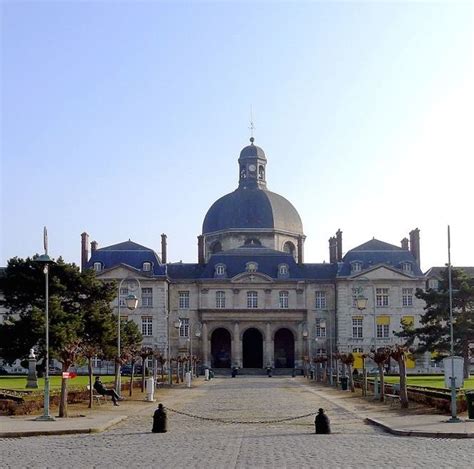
[
  {"xmin": 362, "ymin": 357, "xmax": 367, "ymax": 397},
  {"xmin": 378, "ymin": 363, "xmax": 385, "ymax": 402},
  {"xmin": 88, "ymin": 358, "xmax": 93, "ymax": 409},
  {"xmin": 141, "ymin": 358, "xmax": 146, "ymax": 392},
  {"xmin": 463, "ymin": 344, "xmax": 470, "ymax": 379},
  {"xmin": 335, "ymin": 358, "xmax": 339, "ymax": 388},
  {"xmin": 129, "ymin": 363, "xmax": 135, "ymax": 397},
  {"xmin": 348, "ymin": 364, "xmax": 355, "ymax": 392},
  {"xmin": 176, "ymin": 361, "xmax": 180, "ymax": 384},
  {"xmin": 398, "ymin": 355, "xmax": 409, "ymax": 409},
  {"xmin": 114, "ymin": 359, "xmax": 120, "ymax": 394},
  {"xmin": 59, "ymin": 377, "xmax": 68, "ymax": 418}
]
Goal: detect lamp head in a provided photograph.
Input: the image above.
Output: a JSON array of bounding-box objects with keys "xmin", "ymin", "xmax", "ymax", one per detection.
[
  {"xmin": 125, "ymin": 294, "xmax": 139, "ymax": 311},
  {"xmin": 173, "ymin": 319, "xmax": 182, "ymax": 329},
  {"xmin": 355, "ymin": 295, "xmax": 368, "ymax": 311},
  {"xmin": 35, "ymin": 254, "xmax": 54, "ymax": 265}
]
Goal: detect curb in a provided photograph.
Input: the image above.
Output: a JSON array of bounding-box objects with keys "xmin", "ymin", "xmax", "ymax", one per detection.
[
  {"xmin": 0, "ymin": 415, "xmax": 128, "ymax": 439},
  {"xmin": 365, "ymin": 418, "xmax": 474, "ymax": 439}
]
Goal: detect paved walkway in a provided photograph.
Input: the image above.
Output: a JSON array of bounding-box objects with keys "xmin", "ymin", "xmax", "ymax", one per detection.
[{"xmin": 1, "ymin": 377, "xmax": 474, "ymax": 468}]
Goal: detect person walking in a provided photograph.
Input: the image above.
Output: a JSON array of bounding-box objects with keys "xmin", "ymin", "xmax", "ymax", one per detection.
[
  {"xmin": 93, "ymin": 376, "xmax": 123, "ymax": 406},
  {"xmin": 152, "ymin": 403, "xmax": 167, "ymax": 433},
  {"xmin": 314, "ymin": 408, "xmax": 331, "ymax": 434}
]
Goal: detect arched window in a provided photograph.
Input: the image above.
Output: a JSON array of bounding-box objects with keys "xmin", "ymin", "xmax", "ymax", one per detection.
[
  {"xmin": 215, "ymin": 264, "xmax": 226, "ymax": 276},
  {"xmin": 283, "ymin": 241, "xmax": 295, "ymax": 255},
  {"xmin": 210, "ymin": 241, "xmax": 222, "ymax": 254},
  {"xmin": 278, "ymin": 264, "xmax": 289, "ymax": 277},
  {"xmin": 142, "ymin": 262, "xmax": 152, "ymax": 272},
  {"xmin": 93, "ymin": 262, "xmax": 102, "ymax": 272}
]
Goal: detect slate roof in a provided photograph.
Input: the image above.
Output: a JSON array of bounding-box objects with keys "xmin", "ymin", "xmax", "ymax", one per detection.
[
  {"xmin": 425, "ymin": 266, "xmax": 474, "ymax": 279},
  {"xmin": 86, "ymin": 240, "xmax": 166, "ymax": 276},
  {"xmin": 239, "ymin": 142, "xmax": 266, "ymax": 160},
  {"xmin": 202, "ymin": 187, "xmax": 303, "ymax": 234},
  {"xmin": 337, "ymin": 238, "xmax": 424, "ymax": 277},
  {"xmin": 167, "ymin": 246, "xmax": 336, "ymax": 281}
]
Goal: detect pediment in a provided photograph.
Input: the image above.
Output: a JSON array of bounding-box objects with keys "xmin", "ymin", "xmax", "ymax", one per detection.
[
  {"xmin": 96, "ymin": 264, "xmax": 151, "ymax": 281},
  {"xmin": 231, "ymin": 272, "xmax": 274, "ymax": 283},
  {"xmin": 352, "ymin": 265, "xmax": 414, "ymax": 281}
]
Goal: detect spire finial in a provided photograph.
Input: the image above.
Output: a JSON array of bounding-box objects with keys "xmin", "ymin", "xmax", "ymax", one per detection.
[{"xmin": 249, "ymin": 105, "xmax": 255, "ymax": 144}]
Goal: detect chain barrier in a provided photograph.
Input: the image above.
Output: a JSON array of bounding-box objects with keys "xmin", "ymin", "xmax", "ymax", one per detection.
[{"xmin": 166, "ymin": 407, "xmax": 315, "ymax": 425}]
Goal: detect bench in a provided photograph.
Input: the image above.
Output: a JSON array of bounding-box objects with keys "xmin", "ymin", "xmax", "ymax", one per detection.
[{"xmin": 86, "ymin": 385, "xmax": 106, "ymax": 405}]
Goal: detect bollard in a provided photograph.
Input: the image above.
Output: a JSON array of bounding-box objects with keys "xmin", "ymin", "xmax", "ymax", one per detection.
[
  {"xmin": 205, "ymin": 369, "xmax": 209, "ymax": 381},
  {"xmin": 146, "ymin": 377, "xmax": 155, "ymax": 402},
  {"xmin": 185, "ymin": 371, "xmax": 191, "ymax": 388}
]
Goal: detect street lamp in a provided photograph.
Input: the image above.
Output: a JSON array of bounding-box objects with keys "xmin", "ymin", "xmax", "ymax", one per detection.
[
  {"xmin": 167, "ymin": 315, "xmax": 182, "ymax": 384},
  {"xmin": 34, "ymin": 228, "xmax": 55, "ymax": 421},
  {"xmin": 116, "ymin": 278, "xmax": 140, "ymax": 395}
]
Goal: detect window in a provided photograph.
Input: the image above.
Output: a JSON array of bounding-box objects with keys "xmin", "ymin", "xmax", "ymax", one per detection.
[
  {"xmin": 141, "ymin": 316, "xmax": 153, "ymax": 336},
  {"xmin": 279, "ymin": 291, "xmax": 289, "ymax": 309},
  {"xmin": 315, "ymin": 291, "xmax": 327, "ymax": 309},
  {"xmin": 316, "ymin": 348, "xmax": 326, "ymax": 356},
  {"xmin": 376, "ymin": 288, "xmax": 389, "ymax": 306},
  {"xmin": 402, "ymin": 262, "xmax": 412, "ymax": 273},
  {"xmin": 247, "ymin": 291, "xmax": 258, "ymax": 308},
  {"xmin": 278, "ymin": 264, "xmax": 289, "ymax": 277},
  {"xmin": 402, "ymin": 288, "xmax": 413, "ymax": 307},
  {"xmin": 315, "ymin": 319, "xmax": 326, "ymax": 338},
  {"xmin": 179, "ymin": 318, "xmax": 189, "ymax": 337},
  {"xmin": 179, "ymin": 291, "xmax": 190, "ymax": 309},
  {"xmin": 142, "ymin": 262, "xmax": 152, "ymax": 272},
  {"xmin": 246, "ymin": 262, "xmax": 258, "ymax": 273},
  {"xmin": 428, "ymin": 278, "xmax": 438, "ymax": 290},
  {"xmin": 283, "ymin": 241, "xmax": 295, "ymax": 255},
  {"xmin": 352, "ymin": 317, "xmax": 363, "ymax": 338},
  {"xmin": 92, "ymin": 356, "xmax": 101, "ymax": 368},
  {"xmin": 142, "ymin": 288, "xmax": 153, "ymax": 308},
  {"xmin": 351, "ymin": 262, "xmax": 362, "ymax": 273},
  {"xmin": 353, "ymin": 347, "xmax": 363, "ymax": 353},
  {"xmin": 119, "ymin": 287, "xmax": 129, "ymax": 306},
  {"xmin": 216, "ymin": 291, "xmax": 226, "ymax": 308},
  {"xmin": 376, "ymin": 316, "xmax": 390, "ymax": 338},
  {"xmin": 215, "ymin": 264, "xmax": 226, "ymax": 276},
  {"xmin": 93, "ymin": 262, "xmax": 102, "ymax": 272}
]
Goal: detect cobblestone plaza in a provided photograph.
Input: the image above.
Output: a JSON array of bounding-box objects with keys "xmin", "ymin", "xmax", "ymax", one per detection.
[{"xmin": 1, "ymin": 377, "xmax": 473, "ymax": 468}]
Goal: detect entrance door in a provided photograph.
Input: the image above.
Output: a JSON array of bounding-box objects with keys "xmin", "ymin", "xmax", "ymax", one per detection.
[
  {"xmin": 242, "ymin": 328, "xmax": 263, "ymax": 368},
  {"xmin": 274, "ymin": 328, "xmax": 295, "ymax": 368},
  {"xmin": 211, "ymin": 328, "xmax": 231, "ymax": 368}
]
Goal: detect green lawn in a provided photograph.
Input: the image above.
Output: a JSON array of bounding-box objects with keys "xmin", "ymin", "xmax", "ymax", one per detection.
[
  {"xmin": 382, "ymin": 375, "xmax": 474, "ymax": 390},
  {"xmin": 0, "ymin": 375, "xmax": 116, "ymax": 392}
]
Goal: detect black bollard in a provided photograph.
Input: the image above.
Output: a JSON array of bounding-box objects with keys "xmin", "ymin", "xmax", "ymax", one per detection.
[
  {"xmin": 231, "ymin": 368, "xmax": 238, "ymax": 378},
  {"xmin": 152, "ymin": 403, "xmax": 167, "ymax": 433},
  {"xmin": 314, "ymin": 408, "xmax": 331, "ymax": 434},
  {"xmin": 266, "ymin": 367, "xmax": 272, "ymax": 377}
]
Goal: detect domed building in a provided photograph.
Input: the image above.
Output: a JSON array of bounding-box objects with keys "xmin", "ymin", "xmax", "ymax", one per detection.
[{"xmin": 82, "ymin": 139, "xmax": 429, "ymax": 375}]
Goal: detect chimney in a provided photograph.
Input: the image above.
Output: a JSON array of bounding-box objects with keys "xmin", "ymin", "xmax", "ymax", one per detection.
[
  {"xmin": 297, "ymin": 235, "xmax": 304, "ymax": 264},
  {"xmin": 161, "ymin": 233, "xmax": 167, "ymax": 264},
  {"xmin": 198, "ymin": 235, "xmax": 205, "ymax": 265},
  {"xmin": 81, "ymin": 232, "xmax": 89, "ymax": 272},
  {"xmin": 336, "ymin": 229, "xmax": 343, "ymax": 262},
  {"xmin": 409, "ymin": 228, "xmax": 420, "ymax": 266},
  {"xmin": 401, "ymin": 237, "xmax": 409, "ymax": 250},
  {"xmin": 329, "ymin": 236, "xmax": 337, "ymax": 264},
  {"xmin": 91, "ymin": 240, "xmax": 98, "ymax": 254}
]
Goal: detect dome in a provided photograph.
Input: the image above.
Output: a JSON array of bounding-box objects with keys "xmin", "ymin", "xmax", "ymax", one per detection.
[
  {"xmin": 239, "ymin": 142, "xmax": 266, "ymax": 160},
  {"xmin": 202, "ymin": 187, "xmax": 303, "ymax": 234}
]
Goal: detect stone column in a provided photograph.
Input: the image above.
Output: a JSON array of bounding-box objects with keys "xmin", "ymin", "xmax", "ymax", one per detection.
[
  {"xmin": 233, "ymin": 322, "xmax": 241, "ymax": 368},
  {"xmin": 202, "ymin": 322, "xmax": 210, "ymax": 367},
  {"xmin": 265, "ymin": 322, "xmax": 273, "ymax": 367}
]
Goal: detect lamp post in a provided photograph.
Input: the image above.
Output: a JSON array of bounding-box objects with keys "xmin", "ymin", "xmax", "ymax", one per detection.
[
  {"xmin": 116, "ymin": 278, "xmax": 140, "ymax": 395},
  {"xmin": 194, "ymin": 325, "xmax": 202, "ymax": 377},
  {"xmin": 167, "ymin": 315, "xmax": 182, "ymax": 385},
  {"xmin": 35, "ymin": 227, "xmax": 55, "ymax": 421},
  {"xmin": 354, "ymin": 287, "xmax": 369, "ymax": 396}
]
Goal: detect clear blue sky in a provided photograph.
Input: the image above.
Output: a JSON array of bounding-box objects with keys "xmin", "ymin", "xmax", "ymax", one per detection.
[{"xmin": 1, "ymin": 1, "xmax": 473, "ymax": 271}]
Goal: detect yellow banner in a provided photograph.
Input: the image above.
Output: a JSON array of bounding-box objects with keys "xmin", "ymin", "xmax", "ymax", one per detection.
[
  {"xmin": 401, "ymin": 316, "xmax": 414, "ymax": 327},
  {"xmin": 376, "ymin": 315, "xmax": 390, "ymax": 325},
  {"xmin": 353, "ymin": 352, "xmax": 364, "ymax": 369}
]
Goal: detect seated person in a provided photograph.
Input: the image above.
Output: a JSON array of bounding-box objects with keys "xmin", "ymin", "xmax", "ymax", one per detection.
[{"xmin": 93, "ymin": 376, "xmax": 123, "ymax": 406}]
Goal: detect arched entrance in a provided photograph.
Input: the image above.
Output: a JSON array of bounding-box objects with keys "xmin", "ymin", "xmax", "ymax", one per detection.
[
  {"xmin": 242, "ymin": 328, "xmax": 263, "ymax": 368},
  {"xmin": 211, "ymin": 328, "xmax": 231, "ymax": 368},
  {"xmin": 274, "ymin": 328, "xmax": 295, "ymax": 368}
]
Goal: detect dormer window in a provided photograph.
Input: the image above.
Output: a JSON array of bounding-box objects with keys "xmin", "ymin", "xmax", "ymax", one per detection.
[
  {"xmin": 246, "ymin": 262, "xmax": 258, "ymax": 273},
  {"xmin": 401, "ymin": 262, "xmax": 412, "ymax": 273},
  {"xmin": 278, "ymin": 263, "xmax": 289, "ymax": 278},
  {"xmin": 93, "ymin": 262, "xmax": 102, "ymax": 272},
  {"xmin": 142, "ymin": 262, "xmax": 152, "ymax": 272},
  {"xmin": 215, "ymin": 264, "xmax": 226, "ymax": 277},
  {"xmin": 351, "ymin": 261, "xmax": 362, "ymax": 273}
]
